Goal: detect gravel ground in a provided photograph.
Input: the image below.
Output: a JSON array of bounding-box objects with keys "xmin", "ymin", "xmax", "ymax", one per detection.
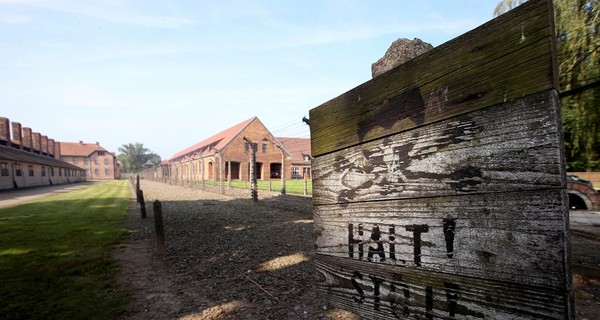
[
  {"xmin": 114, "ymin": 179, "xmax": 356, "ymax": 320},
  {"xmin": 114, "ymin": 179, "xmax": 600, "ymax": 319}
]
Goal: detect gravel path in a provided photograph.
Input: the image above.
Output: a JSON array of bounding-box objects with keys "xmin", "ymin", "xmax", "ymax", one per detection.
[{"xmin": 114, "ymin": 179, "xmax": 354, "ymax": 320}]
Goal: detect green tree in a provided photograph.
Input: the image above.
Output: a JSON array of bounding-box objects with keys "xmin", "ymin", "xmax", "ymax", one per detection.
[
  {"xmin": 117, "ymin": 142, "xmax": 161, "ymax": 173},
  {"xmin": 495, "ymin": 0, "xmax": 600, "ymax": 171}
]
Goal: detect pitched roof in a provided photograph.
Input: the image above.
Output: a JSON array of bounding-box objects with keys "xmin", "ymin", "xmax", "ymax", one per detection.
[
  {"xmin": 169, "ymin": 117, "xmax": 256, "ymax": 161},
  {"xmin": 60, "ymin": 141, "xmax": 109, "ymax": 157},
  {"xmin": 276, "ymin": 137, "xmax": 311, "ymax": 164},
  {"xmin": 0, "ymin": 144, "xmax": 82, "ymax": 170}
]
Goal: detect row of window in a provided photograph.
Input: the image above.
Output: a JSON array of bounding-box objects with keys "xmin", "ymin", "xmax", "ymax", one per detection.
[
  {"xmin": 1, "ymin": 162, "xmax": 82, "ymax": 177},
  {"xmin": 86, "ymin": 168, "xmax": 113, "ymax": 176},
  {"xmin": 64, "ymin": 156, "xmax": 112, "ymax": 165}
]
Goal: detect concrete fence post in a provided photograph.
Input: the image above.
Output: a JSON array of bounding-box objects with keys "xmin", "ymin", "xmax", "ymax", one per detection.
[{"xmin": 153, "ymin": 200, "xmax": 166, "ymax": 255}]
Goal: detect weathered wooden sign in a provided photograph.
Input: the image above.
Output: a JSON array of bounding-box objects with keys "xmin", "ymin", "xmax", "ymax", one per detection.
[{"xmin": 309, "ymin": 0, "xmax": 573, "ymax": 318}]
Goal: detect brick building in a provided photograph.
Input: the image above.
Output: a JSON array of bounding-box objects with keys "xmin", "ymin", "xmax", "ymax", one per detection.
[
  {"xmin": 165, "ymin": 117, "xmax": 292, "ymax": 183},
  {"xmin": 0, "ymin": 117, "xmax": 85, "ymax": 190},
  {"xmin": 276, "ymin": 137, "xmax": 312, "ymax": 179},
  {"xmin": 60, "ymin": 141, "xmax": 120, "ymax": 180}
]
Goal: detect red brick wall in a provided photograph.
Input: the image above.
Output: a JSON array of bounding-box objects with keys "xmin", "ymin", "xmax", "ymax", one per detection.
[{"xmin": 11, "ymin": 122, "xmax": 22, "ymax": 148}]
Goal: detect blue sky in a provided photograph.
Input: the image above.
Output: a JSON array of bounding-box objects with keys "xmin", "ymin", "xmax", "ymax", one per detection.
[{"xmin": 1, "ymin": 1, "xmax": 500, "ymax": 159}]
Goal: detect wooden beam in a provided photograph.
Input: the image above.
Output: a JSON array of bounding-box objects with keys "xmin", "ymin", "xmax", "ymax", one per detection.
[{"xmin": 309, "ymin": 0, "xmax": 557, "ymax": 157}]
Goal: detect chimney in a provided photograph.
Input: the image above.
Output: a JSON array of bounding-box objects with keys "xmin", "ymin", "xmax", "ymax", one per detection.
[
  {"xmin": 11, "ymin": 122, "xmax": 23, "ymax": 149},
  {"xmin": 48, "ymin": 139, "xmax": 55, "ymax": 157},
  {"xmin": 41, "ymin": 135, "xmax": 48, "ymax": 155},
  {"xmin": 22, "ymin": 127, "xmax": 33, "ymax": 151},
  {"xmin": 0, "ymin": 117, "xmax": 10, "ymax": 146},
  {"xmin": 96, "ymin": 141, "xmax": 99, "ymax": 146},
  {"xmin": 55, "ymin": 142, "xmax": 61, "ymax": 159},
  {"xmin": 32, "ymin": 132, "xmax": 41, "ymax": 154}
]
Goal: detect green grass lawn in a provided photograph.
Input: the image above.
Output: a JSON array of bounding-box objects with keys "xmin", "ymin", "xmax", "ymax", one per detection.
[
  {"xmin": 225, "ymin": 179, "xmax": 312, "ymax": 195},
  {"xmin": 0, "ymin": 180, "xmax": 131, "ymax": 320}
]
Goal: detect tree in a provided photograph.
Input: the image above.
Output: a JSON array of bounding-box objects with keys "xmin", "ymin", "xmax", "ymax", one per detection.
[
  {"xmin": 117, "ymin": 142, "xmax": 161, "ymax": 173},
  {"xmin": 495, "ymin": 0, "xmax": 600, "ymax": 171}
]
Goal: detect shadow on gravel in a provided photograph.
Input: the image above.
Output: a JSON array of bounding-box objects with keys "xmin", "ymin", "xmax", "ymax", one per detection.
[{"xmin": 124, "ymin": 196, "xmax": 327, "ymax": 319}]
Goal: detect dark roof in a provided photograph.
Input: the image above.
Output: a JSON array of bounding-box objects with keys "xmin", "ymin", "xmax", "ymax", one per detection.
[{"xmin": 0, "ymin": 144, "xmax": 83, "ymax": 170}]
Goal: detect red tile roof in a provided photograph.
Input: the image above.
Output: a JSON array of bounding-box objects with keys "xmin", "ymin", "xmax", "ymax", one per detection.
[
  {"xmin": 169, "ymin": 117, "xmax": 256, "ymax": 161},
  {"xmin": 276, "ymin": 137, "xmax": 311, "ymax": 164},
  {"xmin": 60, "ymin": 141, "xmax": 108, "ymax": 157}
]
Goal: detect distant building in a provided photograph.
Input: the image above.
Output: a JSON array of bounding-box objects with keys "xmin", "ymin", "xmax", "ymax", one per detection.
[
  {"xmin": 165, "ymin": 117, "xmax": 292, "ymax": 183},
  {"xmin": 276, "ymin": 137, "xmax": 312, "ymax": 179},
  {"xmin": 0, "ymin": 116, "xmax": 86, "ymax": 190},
  {"xmin": 60, "ymin": 141, "xmax": 119, "ymax": 180}
]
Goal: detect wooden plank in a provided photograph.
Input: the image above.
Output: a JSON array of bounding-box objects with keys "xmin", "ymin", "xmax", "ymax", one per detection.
[
  {"xmin": 309, "ymin": 0, "xmax": 557, "ymax": 157},
  {"xmin": 315, "ymin": 255, "xmax": 569, "ymax": 320},
  {"xmin": 312, "ymin": 90, "xmax": 564, "ymax": 205},
  {"xmin": 314, "ymin": 189, "xmax": 569, "ymax": 287}
]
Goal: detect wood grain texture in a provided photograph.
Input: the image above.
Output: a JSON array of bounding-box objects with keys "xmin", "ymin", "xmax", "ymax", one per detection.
[
  {"xmin": 313, "ymin": 91, "xmax": 563, "ymax": 205},
  {"xmin": 309, "ymin": 0, "xmax": 557, "ymax": 157},
  {"xmin": 314, "ymin": 189, "xmax": 569, "ymax": 287},
  {"xmin": 310, "ymin": 0, "xmax": 572, "ymax": 318},
  {"xmin": 315, "ymin": 255, "xmax": 569, "ymax": 320}
]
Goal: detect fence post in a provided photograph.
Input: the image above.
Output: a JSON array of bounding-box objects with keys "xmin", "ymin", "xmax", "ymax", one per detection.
[
  {"xmin": 244, "ymin": 137, "xmax": 258, "ymax": 202},
  {"xmin": 135, "ymin": 175, "xmax": 140, "ymax": 203},
  {"xmin": 153, "ymin": 200, "xmax": 166, "ymax": 255},
  {"xmin": 303, "ymin": 176, "xmax": 308, "ymax": 196},
  {"xmin": 139, "ymin": 190, "xmax": 147, "ymax": 219}
]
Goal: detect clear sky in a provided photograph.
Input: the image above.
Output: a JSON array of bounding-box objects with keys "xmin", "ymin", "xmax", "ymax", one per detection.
[{"xmin": 1, "ymin": 1, "xmax": 500, "ymax": 160}]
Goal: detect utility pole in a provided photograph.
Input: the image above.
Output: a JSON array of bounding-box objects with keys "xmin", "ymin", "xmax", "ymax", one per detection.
[{"xmin": 243, "ymin": 136, "xmax": 258, "ymax": 202}]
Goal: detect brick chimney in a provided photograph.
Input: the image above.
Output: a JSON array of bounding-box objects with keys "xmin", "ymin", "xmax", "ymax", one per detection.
[
  {"xmin": 32, "ymin": 132, "xmax": 41, "ymax": 154},
  {"xmin": 55, "ymin": 141, "xmax": 61, "ymax": 159},
  {"xmin": 11, "ymin": 122, "xmax": 23, "ymax": 149},
  {"xmin": 22, "ymin": 127, "xmax": 33, "ymax": 151},
  {"xmin": 41, "ymin": 135, "xmax": 49, "ymax": 155},
  {"xmin": 48, "ymin": 139, "xmax": 55, "ymax": 157},
  {"xmin": 0, "ymin": 117, "xmax": 10, "ymax": 146}
]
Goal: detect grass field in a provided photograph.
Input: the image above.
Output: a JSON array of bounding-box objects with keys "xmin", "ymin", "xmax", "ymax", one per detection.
[
  {"xmin": 0, "ymin": 180, "xmax": 131, "ymax": 319},
  {"xmin": 225, "ymin": 179, "xmax": 312, "ymax": 195}
]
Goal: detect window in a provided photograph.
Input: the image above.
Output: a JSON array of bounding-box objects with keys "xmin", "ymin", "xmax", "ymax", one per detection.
[
  {"xmin": 1, "ymin": 162, "xmax": 8, "ymax": 176},
  {"xmin": 94, "ymin": 158, "xmax": 99, "ymax": 165},
  {"xmin": 41, "ymin": 166, "xmax": 46, "ymax": 176},
  {"xmin": 262, "ymin": 144, "xmax": 267, "ymax": 153},
  {"xmin": 15, "ymin": 164, "xmax": 22, "ymax": 176},
  {"xmin": 84, "ymin": 158, "xmax": 89, "ymax": 165},
  {"xmin": 73, "ymin": 157, "xmax": 78, "ymax": 164},
  {"xmin": 50, "ymin": 167, "xmax": 55, "ymax": 176},
  {"xmin": 94, "ymin": 168, "xmax": 99, "ymax": 175},
  {"xmin": 104, "ymin": 158, "xmax": 109, "ymax": 165},
  {"xmin": 304, "ymin": 155, "xmax": 311, "ymax": 161},
  {"xmin": 97, "ymin": 151, "xmax": 105, "ymax": 156},
  {"xmin": 105, "ymin": 168, "xmax": 110, "ymax": 175},
  {"xmin": 28, "ymin": 165, "xmax": 34, "ymax": 176},
  {"xmin": 62, "ymin": 157, "xmax": 68, "ymax": 162},
  {"xmin": 244, "ymin": 143, "xmax": 249, "ymax": 152},
  {"xmin": 291, "ymin": 166, "xmax": 299, "ymax": 176},
  {"xmin": 59, "ymin": 168, "xmax": 62, "ymax": 176}
]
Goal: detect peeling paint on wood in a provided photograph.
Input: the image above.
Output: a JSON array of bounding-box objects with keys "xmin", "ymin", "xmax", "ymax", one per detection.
[
  {"xmin": 312, "ymin": 91, "xmax": 563, "ymax": 205},
  {"xmin": 309, "ymin": 0, "xmax": 572, "ymax": 318}
]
